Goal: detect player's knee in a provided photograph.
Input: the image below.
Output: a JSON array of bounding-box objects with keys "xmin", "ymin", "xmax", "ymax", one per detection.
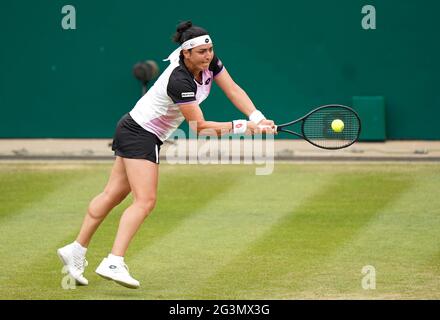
[
  {"xmin": 135, "ymin": 196, "xmax": 156, "ymax": 215},
  {"xmin": 87, "ymin": 201, "xmax": 105, "ymax": 219},
  {"xmin": 87, "ymin": 189, "xmax": 129, "ymax": 219}
]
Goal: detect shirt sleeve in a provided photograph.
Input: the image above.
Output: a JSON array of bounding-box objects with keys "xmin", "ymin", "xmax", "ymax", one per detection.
[
  {"xmin": 209, "ymin": 55, "xmax": 225, "ymax": 77},
  {"xmin": 167, "ymin": 70, "xmax": 198, "ymax": 104}
]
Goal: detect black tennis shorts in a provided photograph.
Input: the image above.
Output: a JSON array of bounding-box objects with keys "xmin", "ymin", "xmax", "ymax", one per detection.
[{"xmin": 111, "ymin": 113, "xmax": 163, "ymax": 164}]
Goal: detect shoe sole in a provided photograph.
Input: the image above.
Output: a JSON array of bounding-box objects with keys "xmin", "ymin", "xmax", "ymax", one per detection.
[
  {"xmin": 95, "ymin": 271, "xmax": 113, "ymax": 281},
  {"xmin": 57, "ymin": 249, "xmax": 88, "ymax": 286},
  {"xmin": 114, "ymin": 280, "xmax": 140, "ymax": 289},
  {"xmin": 95, "ymin": 270, "xmax": 140, "ymax": 289}
]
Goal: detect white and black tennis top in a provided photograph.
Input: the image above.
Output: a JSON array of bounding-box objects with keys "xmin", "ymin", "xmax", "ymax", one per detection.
[{"xmin": 129, "ymin": 55, "xmax": 225, "ymax": 141}]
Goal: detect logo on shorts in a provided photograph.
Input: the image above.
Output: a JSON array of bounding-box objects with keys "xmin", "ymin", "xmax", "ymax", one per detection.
[
  {"xmin": 181, "ymin": 92, "xmax": 195, "ymax": 98},
  {"xmin": 235, "ymin": 123, "xmax": 243, "ymax": 129}
]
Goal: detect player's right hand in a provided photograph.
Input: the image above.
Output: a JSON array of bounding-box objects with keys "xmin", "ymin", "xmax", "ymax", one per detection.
[{"xmin": 247, "ymin": 121, "xmax": 277, "ymax": 135}]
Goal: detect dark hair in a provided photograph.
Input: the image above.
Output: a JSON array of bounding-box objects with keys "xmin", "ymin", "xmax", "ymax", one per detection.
[{"xmin": 172, "ymin": 20, "xmax": 208, "ymax": 45}]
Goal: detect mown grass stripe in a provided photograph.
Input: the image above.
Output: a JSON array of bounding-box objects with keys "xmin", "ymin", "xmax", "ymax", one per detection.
[
  {"xmin": 195, "ymin": 171, "xmax": 414, "ymax": 299},
  {"xmin": 298, "ymin": 171, "xmax": 440, "ymax": 299},
  {"xmin": 0, "ymin": 165, "xmax": 110, "ymax": 298},
  {"xmin": 0, "ymin": 170, "xmax": 77, "ymax": 221}
]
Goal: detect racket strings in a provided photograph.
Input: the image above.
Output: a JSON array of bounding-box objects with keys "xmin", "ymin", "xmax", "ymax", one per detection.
[{"xmin": 302, "ymin": 107, "xmax": 360, "ymax": 149}]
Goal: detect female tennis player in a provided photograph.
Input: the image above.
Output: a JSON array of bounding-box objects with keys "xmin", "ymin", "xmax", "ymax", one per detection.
[{"xmin": 57, "ymin": 21, "xmax": 276, "ymax": 289}]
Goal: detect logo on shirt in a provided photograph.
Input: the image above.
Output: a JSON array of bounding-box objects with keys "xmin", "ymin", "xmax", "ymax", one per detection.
[{"xmin": 181, "ymin": 92, "xmax": 195, "ymax": 98}]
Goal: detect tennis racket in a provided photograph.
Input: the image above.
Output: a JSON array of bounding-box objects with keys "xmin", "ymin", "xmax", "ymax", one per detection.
[{"xmin": 275, "ymin": 104, "xmax": 361, "ymax": 150}]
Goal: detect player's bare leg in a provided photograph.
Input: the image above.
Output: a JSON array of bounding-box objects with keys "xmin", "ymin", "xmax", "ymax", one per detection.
[
  {"xmin": 57, "ymin": 156, "xmax": 130, "ymax": 285},
  {"xmin": 76, "ymin": 156, "xmax": 131, "ymax": 247},
  {"xmin": 96, "ymin": 158, "xmax": 159, "ymax": 288}
]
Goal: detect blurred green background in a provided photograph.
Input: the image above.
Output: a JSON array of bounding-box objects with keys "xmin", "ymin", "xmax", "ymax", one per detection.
[{"xmin": 0, "ymin": 0, "xmax": 438, "ymax": 139}]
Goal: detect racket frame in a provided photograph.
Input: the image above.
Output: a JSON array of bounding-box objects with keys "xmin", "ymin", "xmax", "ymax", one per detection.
[{"xmin": 276, "ymin": 104, "xmax": 362, "ymax": 150}]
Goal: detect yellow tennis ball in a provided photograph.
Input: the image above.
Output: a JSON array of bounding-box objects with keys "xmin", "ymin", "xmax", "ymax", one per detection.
[{"xmin": 331, "ymin": 119, "xmax": 344, "ymax": 133}]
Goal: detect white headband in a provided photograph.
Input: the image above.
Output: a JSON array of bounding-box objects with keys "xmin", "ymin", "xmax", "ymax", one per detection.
[
  {"xmin": 164, "ymin": 35, "xmax": 213, "ymax": 63},
  {"xmin": 181, "ymin": 35, "xmax": 212, "ymax": 50}
]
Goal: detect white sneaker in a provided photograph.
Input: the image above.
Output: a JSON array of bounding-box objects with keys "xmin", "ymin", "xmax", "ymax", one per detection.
[
  {"xmin": 57, "ymin": 243, "xmax": 89, "ymax": 286},
  {"xmin": 95, "ymin": 258, "xmax": 140, "ymax": 289}
]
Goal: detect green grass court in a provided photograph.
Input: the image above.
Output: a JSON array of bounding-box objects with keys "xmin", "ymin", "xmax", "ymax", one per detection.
[{"xmin": 0, "ymin": 162, "xmax": 439, "ymax": 299}]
